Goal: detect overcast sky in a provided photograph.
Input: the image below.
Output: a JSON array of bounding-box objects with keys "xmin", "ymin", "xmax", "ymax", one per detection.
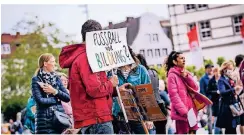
[{"xmin": 1, "ymin": 4, "xmax": 169, "ymax": 42}]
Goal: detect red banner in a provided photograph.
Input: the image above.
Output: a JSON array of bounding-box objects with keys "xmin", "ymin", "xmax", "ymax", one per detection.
[{"xmin": 187, "ymin": 26, "xmax": 199, "ymax": 50}]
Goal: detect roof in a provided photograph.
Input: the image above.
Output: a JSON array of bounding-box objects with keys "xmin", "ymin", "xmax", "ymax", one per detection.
[
  {"xmin": 104, "ymin": 17, "xmax": 140, "ymax": 46},
  {"xmin": 104, "ymin": 16, "xmax": 171, "ymax": 46}
]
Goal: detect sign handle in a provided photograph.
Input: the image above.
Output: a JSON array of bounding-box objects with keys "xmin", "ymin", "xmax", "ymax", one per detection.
[
  {"xmin": 141, "ymin": 121, "xmax": 149, "ymax": 134},
  {"xmin": 112, "ymin": 69, "xmax": 129, "ymax": 123}
]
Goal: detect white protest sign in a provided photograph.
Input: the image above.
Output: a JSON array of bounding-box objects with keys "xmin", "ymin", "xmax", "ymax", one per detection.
[{"xmin": 86, "ymin": 28, "xmax": 135, "ymax": 72}]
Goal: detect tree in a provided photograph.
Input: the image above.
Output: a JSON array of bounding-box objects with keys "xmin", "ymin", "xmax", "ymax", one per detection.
[
  {"xmin": 152, "ymin": 65, "xmax": 167, "ymax": 81},
  {"xmin": 186, "ymin": 65, "xmax": 196, "ymax": 74},
  {"xmin": 217, "ymin": 57, "xmax": 226, "ymax": 67},
  {"xmin": 1, "ymin": 15, "xmax": 75, "ymax": 121},
  {"xmin": 204, "ymin": 59, "xmax": 213, "ymax": 65}
]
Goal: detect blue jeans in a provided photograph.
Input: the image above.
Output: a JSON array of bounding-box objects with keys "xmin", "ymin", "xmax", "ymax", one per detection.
[
  {"xmin": 80, "ymin": 122, "xmax": 114, "ymax": 134},
  {"xmin": 213, "ymin": 117, "xmax": 221, "ymax": 134}
]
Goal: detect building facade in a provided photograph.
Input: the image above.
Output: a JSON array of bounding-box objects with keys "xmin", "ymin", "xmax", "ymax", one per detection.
[
  {"xmin": 105, "ymin": 12, "xmax": 173, "ymax": 66},
  {"xmin": 168, "ymin": 4, "xmax": 244, "ymax": 65},
  {"xmin": 1, "ymin": 32, "xmax": 23, "ymax": 59}
]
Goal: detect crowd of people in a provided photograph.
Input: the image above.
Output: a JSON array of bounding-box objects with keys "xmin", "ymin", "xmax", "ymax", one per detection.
[
  {"xmin": 199, "ymin": 55, "xmax": 244, "ymax": 134},
  {"xmin": 1, "ymin": 19, "xmax": 244, "ymax": 134}
]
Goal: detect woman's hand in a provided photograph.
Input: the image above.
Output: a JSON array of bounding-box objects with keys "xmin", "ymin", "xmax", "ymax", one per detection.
[
  {"xmin": 118, "ymin": 83, "xmax": 132, "ymax": 92},
  {"xmin": 42, "ymin": 84, "xmax": 57, "ymax": 95},
  {"xmin": 234, "ymin": 85, "xmax": 242, "ymax": 94},
  {"xmin": 145, "ymin": 121, "xmax": 154, "ymax": 130},
  {"xmin": 181, "ymin": 69, "xmax": 189, "ymax": 78}
]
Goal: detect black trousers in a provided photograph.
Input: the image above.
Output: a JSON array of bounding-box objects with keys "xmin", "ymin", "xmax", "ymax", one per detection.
[
  {"xmin": 154, "ymin": 120, "xmax": 167, "ymax": 134},
  {"xmin": 225, "ymin": 127, "xmax": 236, "ymax": 134}
]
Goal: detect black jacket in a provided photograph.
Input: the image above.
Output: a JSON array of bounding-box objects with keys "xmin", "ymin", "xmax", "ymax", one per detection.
[
  {"xmin": 207, "ymin": 76, "xmax": 221, "ymax": 103},
  {"xmin": 31, "ymin": 76, "xmax": 70, "ymax": 134}
]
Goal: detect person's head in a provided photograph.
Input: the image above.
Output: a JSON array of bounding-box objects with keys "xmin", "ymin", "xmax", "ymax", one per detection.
[
  {"xmin": 35, "ymin": 53, "xmax": 55, "ymax": 75},
  {"xmin": 120, "ymin": 46, "xmax": 139, "ymax": 70},
  {"xmin": 136, "ymin": 54, "xmax": 149, "ymax": 70},
  {"xmin": 220, "ymin": 61, "xmax": 235, "ymax": 76},
  {"xmin": 205, "ymin": 64, "xmax": 214, "ymax": 76},
  {"xmin": 213, "ymin": 67, "xmax": 221, "ymax": 78},
  {"xmin": 81, "ymin": 19, "xmax": 102, "ymax": 42},
  {"xmin": 9, "ymin": 119, "xmax": 13, "ymax": 124},
  {"xmin": 164, "ymin": 51, "xmax": 185, "ymax": 74},
  {"xmin": 235, "ymin": 54, "xmax": 244, "ymax": 67},
  {"xmin": 58, "ymin": 72, "xmax": 68, "ymax": 89}
]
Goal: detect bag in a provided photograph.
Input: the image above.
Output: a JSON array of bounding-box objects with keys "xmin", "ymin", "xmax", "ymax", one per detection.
[
  {"xmin": 171, "ymin": 72, "xmax": 212, "ymax": 111},
  {"xmin": 239, "ymin": 90, "xmax": 244, "ymax": 109},
  {"xmin": 37, "ymin": 76, "xmax": 72, "ymax": 131},
  {"xmin": 229, "ymin": 94, "xmax": 244, "ymax": 117},
  {"xmin": 53, "ymin": 109, "xmax": 72, "ymax": 131}
]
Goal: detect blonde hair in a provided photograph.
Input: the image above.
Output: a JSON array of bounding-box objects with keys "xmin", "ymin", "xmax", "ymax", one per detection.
[
  {"xmin": 34, "ymin": 53, "xmax": 55, "ymax": 75},
  {"xmin": 57, "ymin": 72, "xmax": 68, "ymax": 79},
  {"xmin": 213, "ymin": 67, "xmax": 220, "ymax": 73},
  {"xmin": 220, "ymin": 60, "xmax": 234, "ymax": 75}
]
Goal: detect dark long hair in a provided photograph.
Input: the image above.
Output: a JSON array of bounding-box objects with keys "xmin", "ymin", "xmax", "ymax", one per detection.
[
  {"xmin": 164, "ymin": 51, "xmax": 182, "ymax": 76},
  {"xmin": 136, "ymin": 54, "xmax": 150, "ymax": 70},
  {"xmin": 128, "ymin": 46, "xmax": 139, "ymax": 64}
]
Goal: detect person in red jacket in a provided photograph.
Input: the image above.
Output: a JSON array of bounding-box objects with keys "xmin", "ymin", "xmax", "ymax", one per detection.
[{"xmin": 59, "ymin": 19, "xmax": 129, "ymax": 134}]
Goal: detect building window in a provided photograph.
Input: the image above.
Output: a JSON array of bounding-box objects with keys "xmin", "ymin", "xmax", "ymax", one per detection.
[
  {"xmin": 185, "ymin": 4, "xmax": 196, "ymax": 12},
  {"xmin": 185, "ymin": 4, "xmax": 208, "ymax": 12},
  {"xmin": 147, "ymin": 49, "xmax": 153, "ymax": 57},
  {"xmin": 146, "ymin": 33, "xmax": 159, "ymax": 43},
  {"xmin": 232, "ymin": 14, "xmax": 243, "ymax": 34},
  {"xmin": 162, "ymin": 48, "xmax": 168, "ymax": 56},
  {"xmin": 152, "ymin": 34, "xmax": 159, "ymax": 42},
  {"xmin": 1, "ymin": 44, "xmax": 11, "ymax": 54},
  {"xmin": 197, "ymin": 4, "xmax": 208, "ymax": 10},
  {"xmin": 155, "ymin": 49, "xmax": 161, "ymax": 57},
  {"xmin": 188, "ymin": 23, "xmax": 196, "ymax": 32},
  {"xmin": 199, "ymin": 21, "xmax": 212, "ymax": 40},
  {"xmin": 139, "ymin": 49, "xmax": 145, "ymax": 57}
]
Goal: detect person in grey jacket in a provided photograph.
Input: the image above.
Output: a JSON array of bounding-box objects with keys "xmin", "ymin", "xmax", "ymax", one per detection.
[{"xmin": 136, "ymin": 54, "xmax": 168, "ymax": 134}]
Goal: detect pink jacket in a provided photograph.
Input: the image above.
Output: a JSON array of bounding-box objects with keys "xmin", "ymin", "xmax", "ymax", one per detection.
[
  {"xmin": 167, "ymin": 66, "xmax": 199, "ymax": 121},
  {"xmin": 61, "ymin": 90, "xmax": 73, "ymax": 116}
]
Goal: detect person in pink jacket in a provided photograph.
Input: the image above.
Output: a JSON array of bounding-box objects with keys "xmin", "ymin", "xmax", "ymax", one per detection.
[
  {"xmin": 165, "ymin": 51, "xmax": 199, "ymax": 134},
  {"xmin": 58, "ymin": 72, "xmax": 82, "ymax": 134},
  {"xmin": 58, "ymin": 73, "xmax": 73, "ymax": 116}
]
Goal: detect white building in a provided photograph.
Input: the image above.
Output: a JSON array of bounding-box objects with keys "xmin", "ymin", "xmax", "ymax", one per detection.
[
  {"xmin": 131, "ymin": 13, "xmax": 173, "ymax": 66},
  {"xmin": 168, "ymin": 4, "xmax": 244, "ymax": 65},
  {"xmin": 105, "ymin": 12, "xmax": 173, "ymax": 66}
]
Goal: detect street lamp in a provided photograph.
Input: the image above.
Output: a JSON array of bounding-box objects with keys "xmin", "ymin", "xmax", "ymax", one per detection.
[{"xmin": 78, "ymin": 4, "xmax": 89, "ymax": 20}]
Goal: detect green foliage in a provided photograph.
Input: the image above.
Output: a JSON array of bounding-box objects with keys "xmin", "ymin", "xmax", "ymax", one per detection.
[
  {"xmin": 217, "ymin": 57, "xmax": 226, "ymax": 67},
  {"xmin": 152, "ymin": 65, "xmax": 167, "ymax": 81},
  {"xmin": 186, "ymin": 65, "xmax": 196, "ymax": 74},
  {"xmin": 204, "ymin": 59, "xmax": 214, "ymax": 65},
  {"xmin": 1, "ymin": 16, "xmax": 73, "ymax": 119},
  {"xmin": 195, "ymin": 67, "xmax": 205, "ymax": 80},
  {"xmin": 185, "ymin": 65, "xmax": 205, "ymax": 80}
]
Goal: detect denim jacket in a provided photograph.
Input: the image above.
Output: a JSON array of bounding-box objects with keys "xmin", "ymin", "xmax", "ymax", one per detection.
[{"xmin": 111, "ymin": 64, "xmax": 151, "ymax": 117}]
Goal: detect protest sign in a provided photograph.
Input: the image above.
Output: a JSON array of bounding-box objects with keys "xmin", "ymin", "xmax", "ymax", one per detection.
[
  {"xmin": 120, "ymin": 84, "xmax": 167, "ymax": 121},
  {"xmin": 86, "ymin": 28, "xmax": 135, "ymax": 72}
]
